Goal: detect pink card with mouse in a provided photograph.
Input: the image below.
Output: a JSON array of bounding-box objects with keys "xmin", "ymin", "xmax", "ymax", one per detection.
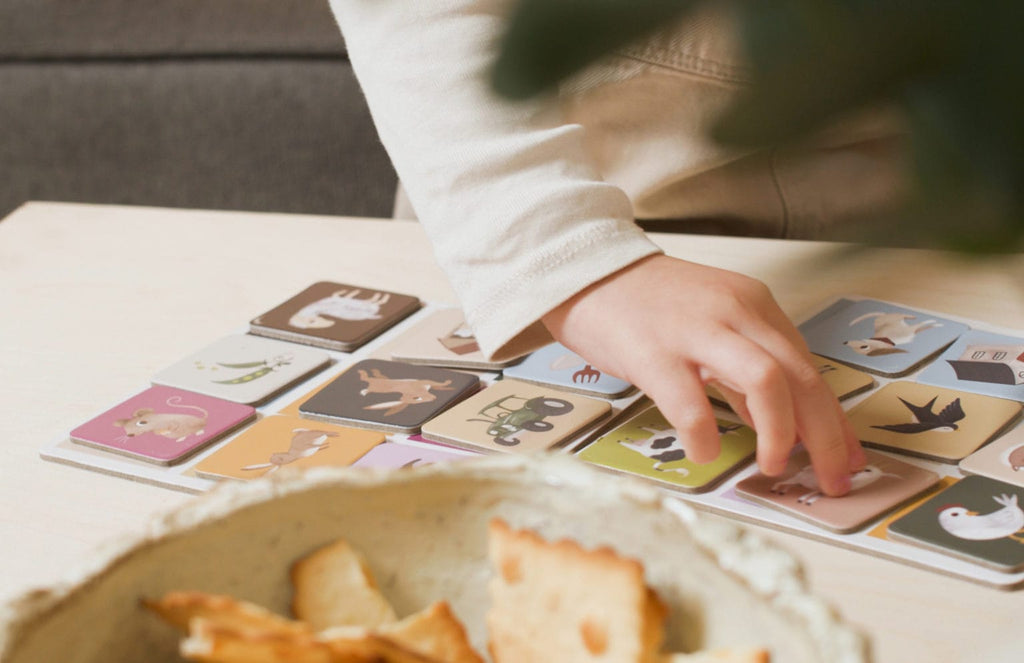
[{"xmin": 70, "ymin": 385, "xmax": 256, "ymax": 465}]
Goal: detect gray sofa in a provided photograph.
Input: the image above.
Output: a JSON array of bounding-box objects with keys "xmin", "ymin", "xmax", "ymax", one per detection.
[{"xmin": 0, "ymin": 0, "xmax": 398, "ymax": 220}]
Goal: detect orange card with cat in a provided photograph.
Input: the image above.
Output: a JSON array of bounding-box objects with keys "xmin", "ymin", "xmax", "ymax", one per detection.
[
  {"xmin": 194, "ymin": 415, "xmax": 383, "ymax": 480},
  {"xmin": 70, "ymin": 385, "xmax": 255, "ymax": 466}
]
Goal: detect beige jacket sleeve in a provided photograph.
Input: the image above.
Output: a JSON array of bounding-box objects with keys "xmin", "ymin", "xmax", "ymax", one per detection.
[{"xmin": 328, "ymin": 0, "xmax": 662, "ymax": 361}]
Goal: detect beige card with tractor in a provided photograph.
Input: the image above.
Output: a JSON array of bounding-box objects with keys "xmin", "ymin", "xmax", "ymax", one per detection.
[{"xmin": 420, "ymin": 378, "xmax": 611, "ymax": 453}]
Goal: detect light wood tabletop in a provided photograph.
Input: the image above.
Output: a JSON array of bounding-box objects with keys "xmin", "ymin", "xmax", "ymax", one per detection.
[{"xmin": 2, "ymin": 202, "xmax": 1021, "ymax": 662}]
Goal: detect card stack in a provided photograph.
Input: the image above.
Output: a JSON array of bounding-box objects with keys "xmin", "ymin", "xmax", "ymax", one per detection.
[{"xmin": 250, "ymin": 282, "xmax": 421, "ymax": 352}]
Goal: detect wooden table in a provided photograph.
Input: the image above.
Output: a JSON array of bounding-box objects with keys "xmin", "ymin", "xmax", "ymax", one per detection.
[{"xmin": 2, "ymin": 202, "xmax": 1021, "ymax": 662}]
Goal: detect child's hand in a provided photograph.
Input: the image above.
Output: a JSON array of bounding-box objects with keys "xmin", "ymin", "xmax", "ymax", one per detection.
[{"xmin": 542, "ymin": 254, "xmax": 865, "ymax": 496}]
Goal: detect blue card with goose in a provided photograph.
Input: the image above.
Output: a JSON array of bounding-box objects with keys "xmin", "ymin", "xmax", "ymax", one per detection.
[{"xmin": 799, "ymin": 298, "xmax": 969, "ymax": 377}]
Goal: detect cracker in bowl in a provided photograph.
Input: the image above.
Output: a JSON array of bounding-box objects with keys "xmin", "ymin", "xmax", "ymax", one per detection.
[{"xmin": 487, "ymin": 518, "xmax": 668, "ymax": 663}]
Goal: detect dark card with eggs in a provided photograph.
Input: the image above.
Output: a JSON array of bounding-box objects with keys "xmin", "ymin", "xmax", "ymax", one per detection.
[
  {"xmin": 69, "ymin": 385, "xmax": 256, "ymax": 466},
  {"xmin": 250, "ymin": 282, "xmax": 421, "ymax": 351},
  {"xmin": 799, "ymin": 297, "xmax": 968, "ymax": 376},
  {"xmin": 888, "ymin": 475, "xmax": 1024, "ymax": 573},
  {"xmin": 299, "ymin": 359, "xmax": 480, "ymax": 433}
]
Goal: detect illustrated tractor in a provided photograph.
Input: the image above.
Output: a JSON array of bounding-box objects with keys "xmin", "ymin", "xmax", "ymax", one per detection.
[{"xmin": 468, "ymin": 394, "xmax": 575, "ymax": 447}]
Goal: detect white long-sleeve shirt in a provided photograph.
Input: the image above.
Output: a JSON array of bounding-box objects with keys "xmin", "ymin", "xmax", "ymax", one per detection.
[{"xmin": 328, "ymin": 0, "xmax": 905, "ymax": 361}]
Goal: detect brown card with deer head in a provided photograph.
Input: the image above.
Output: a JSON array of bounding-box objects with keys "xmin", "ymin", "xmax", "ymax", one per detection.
[{"xmin": 298, "ymin": 359, "xmax": 480, "ymax": 433}]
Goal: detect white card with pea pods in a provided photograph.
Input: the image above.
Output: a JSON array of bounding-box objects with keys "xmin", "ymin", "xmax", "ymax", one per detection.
[{"xmin": 152, "ymin": 334, "xmax": 332, "ymax": 405}]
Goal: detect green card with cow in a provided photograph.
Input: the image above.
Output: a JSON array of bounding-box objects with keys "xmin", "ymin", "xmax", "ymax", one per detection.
[{"xmin": 576, "ymin": 405, "xmax": 756, "ymax": 493}]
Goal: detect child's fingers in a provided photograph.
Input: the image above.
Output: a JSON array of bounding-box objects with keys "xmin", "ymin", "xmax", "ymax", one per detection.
[
  {"xmin": 733, "ymin": 318, "xmax": 854, "ymax": 496},
  {"xmin": 697, "ymin": 333, "xmax": 798, "ymax": 477},
  {"xmin": 640, "ymin": 363, "xmax": 722, "ymax": 464}
]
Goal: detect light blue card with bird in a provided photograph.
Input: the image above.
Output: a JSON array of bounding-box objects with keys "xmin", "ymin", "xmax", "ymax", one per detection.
[
  {"xmin": 501, "ymin": 342, "xmax": 634, "ymax": 398},
  {"xmin": 916, "ymin": 329, "xmax": 1024, "ymax": 401},
  {"xmin": 799, "ymin": 297, "xmax": 970, "ymax": 377},
  {"xmin": 888, "ymin": 475, "xmax": 1024, "ymax": 572}
]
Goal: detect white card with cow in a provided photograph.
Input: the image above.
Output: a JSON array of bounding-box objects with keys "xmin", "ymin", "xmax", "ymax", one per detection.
[{"xmin": 799, "ymin": 297, "xmax": 969, "ymax": 377}]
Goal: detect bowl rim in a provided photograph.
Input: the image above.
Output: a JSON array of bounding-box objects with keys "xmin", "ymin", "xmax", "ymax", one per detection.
[{"xmin": 0, "ymin": 453, "xmax": 870, "ymax": 663}]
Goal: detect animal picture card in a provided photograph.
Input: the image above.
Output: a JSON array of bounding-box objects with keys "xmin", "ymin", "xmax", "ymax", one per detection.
[
  {"xmin": 888, "ymin": 475, "xmax": 1024, "ymax": 573},
  {"xmin": 420, "ymin": 378, "xmax": 612, "ymax": 454},
  {"xmin": 916, "ymin": 329, "xmax": 1024, "ymax": 401},
  {"xmin": 385, "ymin": 308, "xmax": 519, "ymax": 370},
  {"xmin": 734, "ymin": 449, "xmax": 941, "ymax": 533},
  {"xmin": 959, "ymin": 425, "xmax": 1024, "ymax": 488},
  {"xmin": 576, "ymin": 405, "xmax": 756, "ymax": 493},
  {"xmin": 298, "ymin": 359, "xmax": 480, "ymax": 434},
  {"xmin": 798, "ymin": 297, "xmax": 969, "ymax": 376},
  {"xmin": 250, "ymin": 282, "xmax": 421, "ymax": 351},
  {"xmin": 151, "ymin": 334, "xmax": 331, "ymax": 405},
  {"xmin": 707, "ymin": 354, "xmax": 875, "ymax": 407},
  {"xmin": 501, "ymin": 342, "xmax": 634, "ymax": 399},
  {"xmin": 866, "ymin": 477, "xmax": 959, "ymax": 540},
  {"xmin": 70, "ymin": 385, "xmax": 256, "ymax": 466},
  {"xmin": 349, "ymin": 439, "xmax": 478, "ymax": 470},
  {"xmin": 813, "ymin": 355, "xmax": 877, "ymax": 400},
  {"xmin": 846, "ymin": 381, "xmax": 1023, "ymax": 463},
  {"xmin": 193, "ymin": 415, "xmax": 383, "ymax": 480}
]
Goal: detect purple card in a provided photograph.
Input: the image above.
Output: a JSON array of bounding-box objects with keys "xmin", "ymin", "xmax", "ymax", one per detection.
[
  {"xmin": 350, "ymin": 440, "xmax": 477, "ymax": 469},
  {"xmin": 70, "ymin": 385, "xmax": 256, "ymax": 465}
]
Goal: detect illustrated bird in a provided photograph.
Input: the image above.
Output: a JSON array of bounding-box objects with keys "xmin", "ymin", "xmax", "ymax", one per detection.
[
  {"xmin": 938, "ymin": 494, "xmax": 1024, "ymax": 543},
  {"xmin": 871, "ymin": 396, "xmax": 966, "ymax": 434}
]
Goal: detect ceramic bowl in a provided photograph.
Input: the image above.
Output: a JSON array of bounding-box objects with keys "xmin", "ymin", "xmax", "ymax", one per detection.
[{"xmin": 0, "ymin": 455, "xmax": 868, "ymax": 662}]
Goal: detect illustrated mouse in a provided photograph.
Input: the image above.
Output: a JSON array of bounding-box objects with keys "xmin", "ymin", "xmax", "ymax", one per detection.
[{"xmin": 114, "ymin": 397, "xmax": 208, "ymax": 442}]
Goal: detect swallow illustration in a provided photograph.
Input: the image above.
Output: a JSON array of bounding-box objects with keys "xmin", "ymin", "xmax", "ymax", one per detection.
[{"xmin": 871, "ymin": 396, "xmax": 966, "ymax": 434}]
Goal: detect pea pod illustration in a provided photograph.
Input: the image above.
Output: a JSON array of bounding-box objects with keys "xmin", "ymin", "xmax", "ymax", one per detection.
[
  {"xmin": 216, "ymin": 360, "xmax": 269, "ymax": 370},
  {"xmin": 211, "ymin": 355, "xmax": 293, "ymax": 385}
]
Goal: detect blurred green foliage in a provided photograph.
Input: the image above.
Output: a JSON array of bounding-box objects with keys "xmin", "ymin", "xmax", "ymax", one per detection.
[{"xmin": 492, "ymin": 0, "xmax": 1024, "ymax": 253}]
